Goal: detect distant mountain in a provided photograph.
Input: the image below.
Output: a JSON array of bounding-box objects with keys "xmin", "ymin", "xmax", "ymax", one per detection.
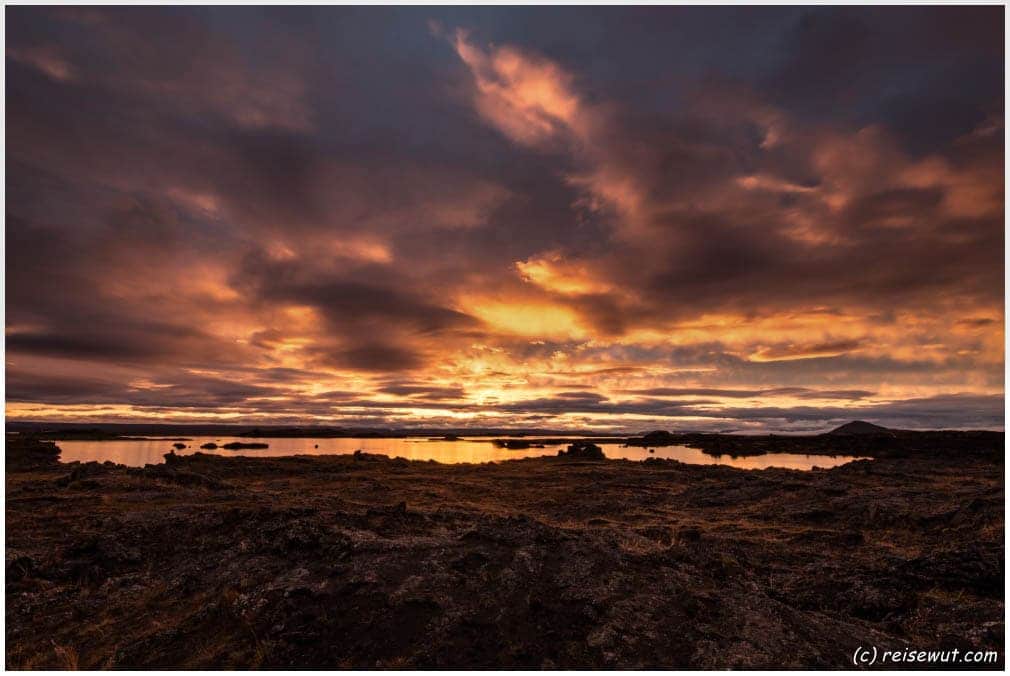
[{"xmin": 827, "ymin": 420, "xmax": 893, "ymax": 435}]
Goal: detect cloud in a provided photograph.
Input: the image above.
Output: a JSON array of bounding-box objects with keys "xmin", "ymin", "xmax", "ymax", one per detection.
[
  {"xmin": 515, "ymin": 252, "xmax": 614, "ymax": 296},
  {"xmin": 7, "ymin": 370, "xmax": 279, "ymax": 408},
  {"xmin": 376, "ymin": 383, "xmax": 467, "ymax": 400},
  {"xmin": 625, "ymin": 387, "xmax": 875, "ymax": 401},
  {"xmin": 6, "ymin": 326, "xmax": 213, "ymax": 361},
  {"xmin": 4, "ymin": 7, "xmax": 1003, "ymax": 430},
  {"xmin": 7, "ymin": 44, "xmax": 76, "ymax": 81},
  {"xmin": 450, "ymin": 29, "xmax": 587, "ymax": 147},
  {"xmin": 748, "ymin": 340, "xmax": 864, "ymax": 362},
  {"xmin": 319, "ymin": 345, "xmax": 426, "ymax": 373}
]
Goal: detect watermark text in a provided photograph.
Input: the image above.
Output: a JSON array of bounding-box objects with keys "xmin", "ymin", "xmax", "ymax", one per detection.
[{"xmin": 853, "ymin": 646, "xmax": 999, "ymax": 666}]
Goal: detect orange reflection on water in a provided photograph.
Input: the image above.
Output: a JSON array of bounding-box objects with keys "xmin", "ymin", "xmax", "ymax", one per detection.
[{"xmin": 53, "ymin": 437, "xmax": 866, "ymax": 470}]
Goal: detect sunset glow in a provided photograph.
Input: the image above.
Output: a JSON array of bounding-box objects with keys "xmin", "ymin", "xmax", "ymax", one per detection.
[{"xmin": 6, "ymin": 6, "xmax": 1003, "ymax": 432}]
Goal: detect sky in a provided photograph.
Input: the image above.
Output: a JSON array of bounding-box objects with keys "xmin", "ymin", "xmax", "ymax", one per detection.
[{"xmin": 5, "ymin": 6, "xmax": 1005, "ymax": 432}]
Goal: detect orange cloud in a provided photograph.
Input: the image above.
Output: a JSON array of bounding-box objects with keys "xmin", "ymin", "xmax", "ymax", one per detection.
[
  {"xmin": 463, "ymin": 297, "xmax": 588, "ymax": 340},
  {"xmin": 515, "ymin": 252, "xmax": 613, "ymax": 296},
  {"xmin": 748, "ymin": 339, "xmax": 864, "ymax": 362},
  {"xmin": 451, "ymin": 30, "xmax": 586, "ymax": 146}
]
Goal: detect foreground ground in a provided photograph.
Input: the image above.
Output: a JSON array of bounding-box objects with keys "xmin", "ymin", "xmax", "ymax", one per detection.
[{"xmin": 6, "ymin": 435, "xmax": 1004, "ymax": 668}]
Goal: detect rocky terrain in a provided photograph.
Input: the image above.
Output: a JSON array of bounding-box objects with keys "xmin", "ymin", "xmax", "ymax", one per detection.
[{"xmin": 6, "ymin": 434, "xmax": 1004, "ymax": 668}]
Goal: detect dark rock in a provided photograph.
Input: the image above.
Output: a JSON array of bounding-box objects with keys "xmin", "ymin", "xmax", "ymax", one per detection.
[
  {"xmin": 128, "ymin": 464, "xmax": 229, "ymax": 490},
  {"xmin": 557, "ymin": 442, "xmax": 605, "ymax": 460},
  {"xmin": 172, "ymin": 443, "xmax": 187, "ymax": 450},
  {"xmin": 221, "ymin": 442, "xmax": 269, "ymax": 450},
  {"xmin": 6, "ymin": 437, "xmax": 61, "ymax": 470},
  {"xmin": 54, "ymin": 462, "xmax": 115, "ymax": 488},
  {"xmin": 201, "ymin": 442, "xmax": 218, "ymax": 450},
  {"xmin": 494, "ymin": 439, "xmax": 533, "ymax": 449},
  {"xmin": 642, "ymin": 430, "xmax": 677, "ymax": 444},
  {"xmin": 6, "ymin": 554, "xmax": 36, "ymax": 582}
]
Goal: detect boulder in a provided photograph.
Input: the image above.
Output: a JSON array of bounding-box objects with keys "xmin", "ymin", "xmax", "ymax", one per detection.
[{"xmin": 557, "ymin": 442, "xmax": 605, "ymax": 460}]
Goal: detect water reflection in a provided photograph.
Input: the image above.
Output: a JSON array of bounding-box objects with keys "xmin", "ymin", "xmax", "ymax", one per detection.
[{"xmin": 52, "ymin": 436, "xmax": 866, "ymax": 470}]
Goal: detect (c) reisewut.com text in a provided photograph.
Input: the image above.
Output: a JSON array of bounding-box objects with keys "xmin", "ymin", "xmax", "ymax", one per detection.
[{"xmin": 853, "ymin": 646, "xmax": 1000, "ymax": 666}]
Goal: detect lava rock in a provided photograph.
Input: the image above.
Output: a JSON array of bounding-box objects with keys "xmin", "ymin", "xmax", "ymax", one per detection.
[{"xmin": 558, "ymin": 442, "xmax": 606, "ymax": 460}]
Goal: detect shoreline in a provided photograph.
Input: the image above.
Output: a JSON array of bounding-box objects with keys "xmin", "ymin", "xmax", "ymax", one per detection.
[{"xmin": 12, "ymin": 426, "xmax": 1004, "ymax": 461}]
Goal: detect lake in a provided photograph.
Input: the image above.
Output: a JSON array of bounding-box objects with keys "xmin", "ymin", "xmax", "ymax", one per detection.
[{"xmin": 52, "ymin": 436, "xmax": 867, "ymax": 470}]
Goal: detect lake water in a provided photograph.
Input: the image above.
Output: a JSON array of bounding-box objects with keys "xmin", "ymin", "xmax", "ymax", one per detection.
[{"xmin": 52, "ymin": 436, "xmax": 866, "ymax": 470}]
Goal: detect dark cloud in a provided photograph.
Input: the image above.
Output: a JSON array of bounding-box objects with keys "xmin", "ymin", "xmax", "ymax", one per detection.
[
  {"xmin": 7, "ymin": 370, "xmax": 279, "ymax": 408},
  {"xmin": 376, "ymin": 384, "xmax": 467, "ymax": 399},
  {"xmin": 716, "ymin": 394, "xmax": 1005, "ymax": 431},
  {"xmin": 764, "ymin": 7, "xmax": 1002, "ymax": 150},
  {"xmin": 8, "ymin": 329, "xmax": 192, "ymax": 361},
  {"xmin": 7, "ymin": 372, "xmax": 127, "ymax": 403},
  {"xmin": 485, "ymin": 392, "xmax": 1003, "ymax": 432},
  {"xmin": 624, "ymin": 387, "xmax": 875, "ymax": 401},
  {"xmin": 4, "ymin": 7, "xmax": 1002, "ymax": 430},
  {"xmin": 267, "ymin": 279, "xmax": 475, "ymax": 335},
  {"xmin": 317, "ymin": 344, "xmax": 427, "ymax": 373}
]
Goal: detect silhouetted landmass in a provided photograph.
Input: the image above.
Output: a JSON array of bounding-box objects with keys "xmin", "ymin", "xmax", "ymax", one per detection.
[
  {"xmin": 220, "ymin": 442, "xmax": 269, "ymax": 450},
  {"xmin": 10, "ymin": 421, "xmax": 1000, "ymax": 462},
  {"xmin": 492, "ymin": 439, "xmax": 546, "ymax": 449},
  {"xmin": 623, "ymin": 428, "xmax": 1002, "ymax": 461},
  {"xmin": 828, "ymin": 420, "xmax": 894, "ymax": 435},
  {"xmin": 5, "ymin": 434, "xmax": 1003, "ymax": 668},
  {"xmin": 7, "ymin": 427, "xmax": 193, "ymax": 442},
  {"xmin": 557, "ymin": 442, "xmax": 605, "ymax": 460},
  {"xmin": 640, "ymin": 430, "xmax": 679, "ymax": 445},
  {"xmin": 5, "ymin": 438, "xmax": 60, "ymax": 471},
  {"xmin": 236, "ymin": 427, "xmax": 409, "ymax": 439}
]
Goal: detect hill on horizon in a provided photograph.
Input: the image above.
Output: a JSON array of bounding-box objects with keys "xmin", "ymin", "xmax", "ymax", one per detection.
[{"xmin": 827, "ymin": 420, "xmax": 894, "ymax": 435}]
